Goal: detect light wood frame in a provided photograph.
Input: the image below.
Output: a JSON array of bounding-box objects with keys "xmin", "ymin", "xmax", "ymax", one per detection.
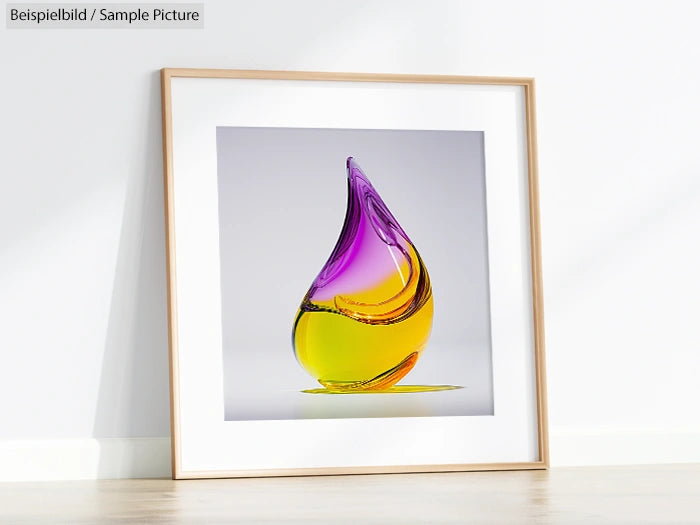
[{"xmin": 161, "ymin": 68, "xmax": 549, "ymax": 479}]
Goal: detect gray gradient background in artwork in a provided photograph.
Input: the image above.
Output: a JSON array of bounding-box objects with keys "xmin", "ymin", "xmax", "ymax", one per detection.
[{"xmin": 216, "ymin": 127, "xmax": 493, "ymax": 420}]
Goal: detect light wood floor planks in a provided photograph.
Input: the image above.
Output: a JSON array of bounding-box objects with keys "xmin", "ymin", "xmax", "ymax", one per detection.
[{"xmin": 1, "ymin": 465, "xmax": 699, "ymax": 524}]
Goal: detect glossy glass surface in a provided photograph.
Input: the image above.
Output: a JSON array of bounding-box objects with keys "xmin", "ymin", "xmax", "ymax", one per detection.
[{"xmin": 293, "ymin": 158, "xmax": 434, "ymax": 391}]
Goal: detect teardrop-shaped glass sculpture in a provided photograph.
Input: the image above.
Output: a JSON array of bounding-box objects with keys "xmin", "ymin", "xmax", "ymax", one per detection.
[{"xmin": 292, "ymin": 157, "xmax": 434, "ymax": 392}]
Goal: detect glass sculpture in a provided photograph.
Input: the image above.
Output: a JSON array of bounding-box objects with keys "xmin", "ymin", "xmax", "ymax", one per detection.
[{"xmin": 292, "ymin": 157, "xmax": 434, "ymax": 392}]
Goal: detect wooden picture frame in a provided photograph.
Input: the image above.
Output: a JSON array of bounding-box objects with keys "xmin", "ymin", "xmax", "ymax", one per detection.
[{"xmin": 161, "ymin": 68, "xmax": 548, "ymax": 479}]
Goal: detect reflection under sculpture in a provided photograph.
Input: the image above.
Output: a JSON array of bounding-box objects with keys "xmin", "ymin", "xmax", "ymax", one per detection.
[{"xmin": 292, "ymin": 157, "xmax": 434, "ymax": 392}]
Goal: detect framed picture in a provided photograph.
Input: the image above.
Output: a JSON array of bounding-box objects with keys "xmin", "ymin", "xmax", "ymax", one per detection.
[{"xmin": 161, "ymin": 69, "xmax": 548, "ymax": 479}]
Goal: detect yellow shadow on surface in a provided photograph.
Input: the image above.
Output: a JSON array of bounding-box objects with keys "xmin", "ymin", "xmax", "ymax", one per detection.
[{"xmin": 301, "ymin": 385, "xmax": 463, "ymax": 395}]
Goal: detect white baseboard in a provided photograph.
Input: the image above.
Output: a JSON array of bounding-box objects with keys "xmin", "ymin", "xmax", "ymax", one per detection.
[
  {"xmin": 0, "ymin": 437, "xmax": 171, "ymax": 482},
  {"xmin": 550, "ymin": 427, "xmax": 700, "ymax": 466},
  {"xmin": 2, "ymin": 429, "xmax": 699, "ymax": 481}
]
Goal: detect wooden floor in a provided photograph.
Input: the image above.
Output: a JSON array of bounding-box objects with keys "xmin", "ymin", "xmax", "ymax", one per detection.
[{"xmin": 1, "ymin": 465, "xmax": 699, "ymax": 524}]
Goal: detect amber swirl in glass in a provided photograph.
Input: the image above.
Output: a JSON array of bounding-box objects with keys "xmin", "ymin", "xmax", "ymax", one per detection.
[{"xmin": 292, "ymin": 157, "xmax": 434, "ymax": 392}]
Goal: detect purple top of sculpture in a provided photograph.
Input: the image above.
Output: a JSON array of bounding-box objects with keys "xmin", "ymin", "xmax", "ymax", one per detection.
[{"xmin": 305, "ymin": 157, "xmax": 413, "ymax": 302}]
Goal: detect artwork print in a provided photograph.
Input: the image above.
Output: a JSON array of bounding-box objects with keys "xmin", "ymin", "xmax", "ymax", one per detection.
[{"xmin": 217, "ymin": 127, "xmax": 494, "ymax": 420}]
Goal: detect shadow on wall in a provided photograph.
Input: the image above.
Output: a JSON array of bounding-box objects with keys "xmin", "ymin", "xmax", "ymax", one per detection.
[{"xmin": 92, "ymin": 70, "xmax": 171, "ymax": 477}]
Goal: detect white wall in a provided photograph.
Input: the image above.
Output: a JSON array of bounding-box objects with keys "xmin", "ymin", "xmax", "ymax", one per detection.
[{"xmin": 1, "ymin": 0, "xmax": 699, "ymax": 480}]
